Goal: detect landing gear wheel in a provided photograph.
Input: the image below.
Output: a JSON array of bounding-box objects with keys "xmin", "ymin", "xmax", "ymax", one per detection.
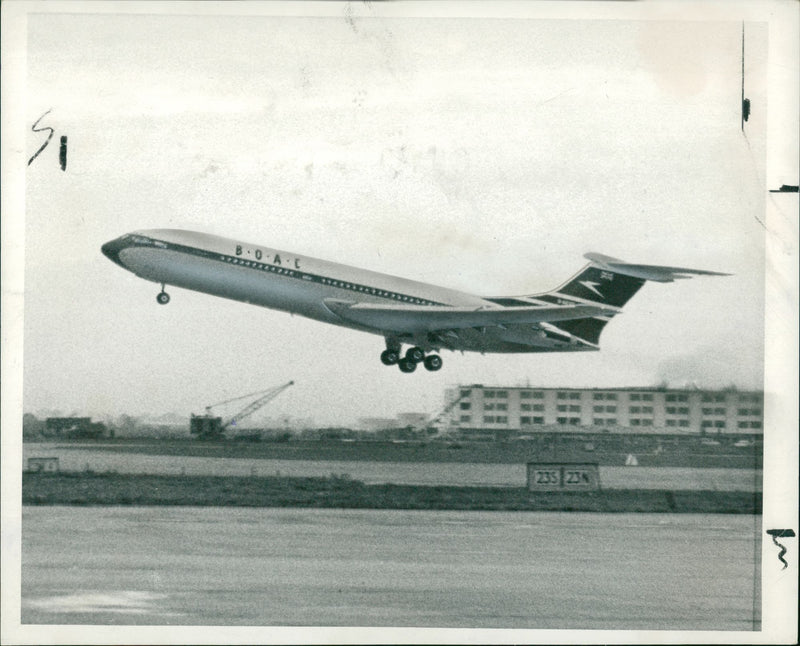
[
  {"xmin": 156, "ymin": 291, "xmax": 170, "ymax": 305},
  {"xmin": 380, "ymin": 349, "xmax": 400, "ymax": 366},
  {"xmin": 398, "ymin": 358, "xmax": 417, "ymax": 373},
  {"xmin": 423, "ymin": 354, "xmax": 443, "ymax": 371},
  {"xmin": 405, "ymin": 346, "xmax": 425, "ymax": 363}
]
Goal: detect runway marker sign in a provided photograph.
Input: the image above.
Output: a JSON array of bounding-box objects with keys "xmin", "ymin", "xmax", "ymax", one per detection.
[{"xmin": 527, "ymin": 462, "xmax": 600, "ymax": 491}]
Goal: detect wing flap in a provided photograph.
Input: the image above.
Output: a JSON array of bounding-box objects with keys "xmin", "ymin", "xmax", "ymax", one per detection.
[{"xmin": 325, "ymin": 300, "xmax": 617, "ymax": 333}]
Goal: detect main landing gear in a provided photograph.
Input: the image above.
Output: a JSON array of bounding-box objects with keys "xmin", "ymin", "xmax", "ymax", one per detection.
[
  {"xmin": 381, "ymin": 345, "xmax": 442, "ymax": 373},
  {"xmin": 156, "ymin": 284, "xmax": 170, "ymax": 305}
]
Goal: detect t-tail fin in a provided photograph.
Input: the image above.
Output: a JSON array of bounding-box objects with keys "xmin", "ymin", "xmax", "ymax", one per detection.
[
  {"xmin": 540, "ymin": 252, "xmax": 730, "ymax": 308},
  {"xmin": 583, "ymin": 253, "xmax": 732, "ymax": 283},
  {"xmin": 525, "ymin": 252, "xmax": 730, "ymax": 346}
]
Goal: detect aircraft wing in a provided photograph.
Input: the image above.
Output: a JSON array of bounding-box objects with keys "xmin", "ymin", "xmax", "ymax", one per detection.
[{"xmin": 325, "ymin": 300, "xmax": 617, "ymax": 334}]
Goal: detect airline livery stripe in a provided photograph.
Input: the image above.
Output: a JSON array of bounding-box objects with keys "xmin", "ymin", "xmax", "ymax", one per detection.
[
  {"xmin": 484, "ymin": 297, "xmax": 537, "ymax": 307},
  {"xmin": 144, "ymin": 236, "xmax": 447, "ymax": 307},
  {"xmin": 539, "ymin": 292, "xmax": 623, "ymax": 310}
]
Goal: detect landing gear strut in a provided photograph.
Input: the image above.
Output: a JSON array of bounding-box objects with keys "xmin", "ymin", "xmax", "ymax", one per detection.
[{"xmin": 156, "ymin": 284, "xmax": 170, "ymax": 305}]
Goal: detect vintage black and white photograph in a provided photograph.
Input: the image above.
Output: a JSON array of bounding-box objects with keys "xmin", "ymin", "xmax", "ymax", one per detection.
[{"xmin": 2, "ymin": 1, "xmax": 797, "ymax": 643}]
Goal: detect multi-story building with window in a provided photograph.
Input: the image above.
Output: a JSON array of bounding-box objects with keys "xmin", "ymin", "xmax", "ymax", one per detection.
[{"xmin": 442, "ymin": 385, "xmax": 763, "ymax": 436}]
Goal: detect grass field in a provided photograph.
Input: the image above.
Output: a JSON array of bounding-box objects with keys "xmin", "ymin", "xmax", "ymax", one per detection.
[
  {"xmin": 22, "ymin": 472, "xmax": 761, "ymax": 514},
  {"xmin": 35, "ymin": 436, "xmax": 763, "ymax": 469}
]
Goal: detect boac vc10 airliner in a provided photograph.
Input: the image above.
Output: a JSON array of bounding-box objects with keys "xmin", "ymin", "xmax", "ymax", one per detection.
[{"xmin": 102, "ymin": 230, "xmax": 728, "ymax": 373}]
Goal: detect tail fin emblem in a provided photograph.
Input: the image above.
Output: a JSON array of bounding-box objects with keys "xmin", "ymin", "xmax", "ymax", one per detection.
[{"xmin": 579, "ymin": 280, "xmax": 604, "ymax": 298}]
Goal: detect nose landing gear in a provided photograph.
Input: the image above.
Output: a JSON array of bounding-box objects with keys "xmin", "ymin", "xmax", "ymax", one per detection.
[{"xmin": 156, "ymin": 284, "xmax": 170, "ymax": 305}]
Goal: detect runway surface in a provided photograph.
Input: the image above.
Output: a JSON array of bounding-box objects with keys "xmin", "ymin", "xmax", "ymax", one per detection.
[
  {"xmin": 22, "ymin": 443, "xmax": 761, "ymax": 490},
  {"xmin": 22, "ymin": 506, "xmax": 761, "ymax": 630}
]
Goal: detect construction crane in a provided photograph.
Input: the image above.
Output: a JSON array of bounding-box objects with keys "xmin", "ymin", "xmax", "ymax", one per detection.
[
  {"xmin": 190, "ymin": 381, "xmax": 294, "ymax": 439},
  {"xmin": 415, "ymin": 391, "xmax": 469, "ymax": 440}
]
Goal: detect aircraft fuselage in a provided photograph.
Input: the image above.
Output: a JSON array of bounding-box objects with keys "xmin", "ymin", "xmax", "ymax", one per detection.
[
  {"xmin": 101, "ymin": 229, "xmax": 567, "ymax": 357},
  {"xmin": 103, "ymin": 228, "xmax": 725, "ymax": 372}
]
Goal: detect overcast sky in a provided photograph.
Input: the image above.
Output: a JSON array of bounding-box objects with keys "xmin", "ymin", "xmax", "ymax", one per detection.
[{"xmin": 19, "ymin": 5, "xmax": 772, "ymax": 426}]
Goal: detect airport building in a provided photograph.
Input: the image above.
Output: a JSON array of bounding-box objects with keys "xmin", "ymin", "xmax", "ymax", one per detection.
[
  {"xmin": 44, "ymin": 417, "xmax": 107, "ymax": 439},
  {"xmin": 440, "ymin": 385, "xmax": 764, "ymax": 438}
]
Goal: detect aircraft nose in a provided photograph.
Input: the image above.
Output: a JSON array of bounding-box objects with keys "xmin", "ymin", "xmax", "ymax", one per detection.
[{"xmin": 101, "ymin": 236, "xmax": 128, "ymax": 268}]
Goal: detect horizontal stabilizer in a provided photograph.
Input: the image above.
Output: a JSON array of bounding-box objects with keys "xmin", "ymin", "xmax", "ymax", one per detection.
[
  {"xmin": 325, "ymin": 300, "xmax": 617, "ymax": 333},
  {"xmin": 584, "ymin": 253, "xmax": 731, "ymax": 283}
]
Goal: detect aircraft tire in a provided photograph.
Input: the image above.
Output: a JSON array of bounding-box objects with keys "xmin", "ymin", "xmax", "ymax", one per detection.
[
  {"xmin": 380, "ymin": 349, "xmax": 400, "ymax": 366},
  {"xmin": 156, "ymin": 291, "xmax": 170, "ymax": 305},
  {"xmin": 423, "ymin": 354, "xmax": 442, "ymax": 371},
  {"xmin": 406, "ymin": 346, "xmax": 425, "ymax": 363},
  {"xmin": 398, "ymin": 358, "xmax": 417, "ymax": 373}
]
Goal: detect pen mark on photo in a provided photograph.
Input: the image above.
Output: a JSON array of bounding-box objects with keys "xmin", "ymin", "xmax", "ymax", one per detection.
[
  {"xmin": 59, "ymin": 135, "xmax": 68, "ymax": 171},
  {"xmin": 766, "ymin": 529, "xmax": 795, "ymax": 570},
  {"xmin": 741, "ymin": 24, "xmax": 749, "ymax": 131},
  {"xmin": 28, "ymin": 109, "xmax": 54, "ymax": 166}
]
